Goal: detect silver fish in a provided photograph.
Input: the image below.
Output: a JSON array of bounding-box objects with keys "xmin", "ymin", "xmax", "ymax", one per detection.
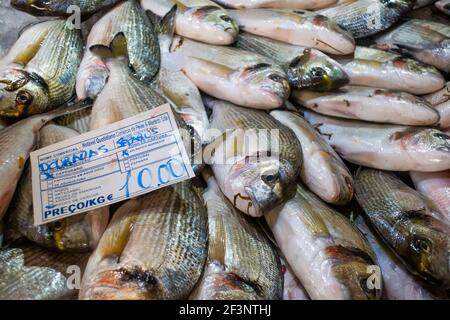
[
  {"xmin": 265, "ymin": 183, "xmax": 381, "ymax": 300},
  {"xmin": 292, "ymin": 86, "xmax": 440, "ymax": 126},
  {"xmin": 79, "ymin": 182, "xmax": 208, "ymax": 300},
  {"xmin": 11, "ymin": 0, "xmax": 120, "ymax": 16},
  {"xmin": 76, "ymin": 0, "xmax": 160, "ymax": 100},
  {"xmin": 339, "ymin": 46, "xmax": 445, "ymax": 95},
  {"xmin": 205, "ymin": 98, "xmax": 302, "ymax": 217},
  {"xmin": 141, "ymin": 0, "xmax": 239, "ymax": 44},
  {"xmin": 0, "ymin": 20, "xmax": 83, "ymax": 118},
  {"xmin": 374, "ymin": 19, "xmax": 450, "ymax": 73},
  {"xmin": 212, "ymin": 0, "xmax": 338, "ymax": 9},
  {"xmin": 355, "ymin": 168, "xmax": 450, "ymax": 287},
  {"xmin": 235, "ymin": 32, "xmax": 349, "ymax": 91},
  {"xmin": 270, "ymin": 109, "xmax": 353, "ymax": 205},
  {"xmin": 190, "ymin": 174, "xmax": 282, "ymax": 300},
  {"xmin": 303, "ymin": 109, "xmax": 450, "ymax": 172},
  {"xmin": 227, "ymin": 9, "xmax": 355, "ymax": 55}
]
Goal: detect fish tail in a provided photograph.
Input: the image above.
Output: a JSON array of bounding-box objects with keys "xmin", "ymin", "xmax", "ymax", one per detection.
[
  {"xmin": 146, "ymin": 5, "xmax": 177, "ymax": 53},
  {"xmin": 89, "ymin": 32, "xmax": 129, "ymax": 63}
]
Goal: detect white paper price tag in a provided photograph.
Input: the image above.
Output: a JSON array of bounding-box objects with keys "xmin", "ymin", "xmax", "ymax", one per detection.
[{"xmin": 31, "ymin": 103, "xmax": 195, "ymax": 226}]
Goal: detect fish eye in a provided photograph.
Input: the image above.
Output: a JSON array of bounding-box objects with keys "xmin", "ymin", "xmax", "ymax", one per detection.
[
  {"xmin": 16, "ymin": 91, "xmax": 33, "ymax": 105},
  {"xmin": 268, "ymin": 74, "xmax": 283, "ymax": 82},
  {"xmin": 220, "ymin": 15, "xmax": 232, "ymax": 23},
  {"xmin": 311, "ymin": 67, "xmax": 326, "ymax": 78},
  {"xmin": 261, "ymin": 172, "xmax": 279, "ymax": 184},
  {"xmin": 414, "ymin": 238, "xmax": 431, "ymax": 253},
  {"xmin": 52, "ymin": 221, "xmax": 63, "ymax": 231}
]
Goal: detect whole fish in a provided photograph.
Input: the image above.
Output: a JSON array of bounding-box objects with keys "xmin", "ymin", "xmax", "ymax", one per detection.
[
  {"xmin": 436, "ymin": 0, "xmax": 450, "ymax": 15},
  {"xmin": 190, "ymin": 174, "xmax": 282, "ymax": 300},
  {"xmin": 0, "ymin": 240, "xmax": 90, "ymax": 300},
  {"xmin": 0, "ymin": 20, "xmax": 83, "ymax": 118},
  {"xmin": 424, "ymin": 82, "xmax": 450, "ymax": 106},
  {"xmin": 265, "ymin": 183, "xmax": 381, "ymax": 300},
  {"xmin": 436, "ymin": 100, "xmax": 450, "ymax": 129},
  {"xmin": 166, "ymin": 36, "xmax": 290, "ymax": 109},
  {"xmin": 0, "ymin": 101, "xmax": 91, "ymax": 221},
  {"xmin": 411, "ymin": 170, "xmax": 450, "ymax": 222},
  {"xmin": 212, "ymin": 0, "xmax": 338, "ymax": 9},
  {"xmin": 76, "ymin": 0, "xmax": 160, "ymax": 100},
  {"xmin": 355, "ymin": 168, "xmax": 450, "ymax": 287},
  {"xmin": 355, "ymin": 216, "xmax": 441, "ymax": 300},
  {"xmin": 374, "ymin": 19, "xmax": 450, "ymax": 73},
  {"xmin": 270, "ymin": 109, "xmax": 353, "ymax": 205},
  {"xmin": 235, "ymin": 32, "xmax": 349, "ymax": 91},
  {"xmin": 155, "ymin": 68, "xmax": 209, "ymax": 143},
  {"xmin": 10, "ymin": 0, "xmax": 120, "ymax": 16},
  {"xmin": 303, "ymin": 109, "xmax": 450, "ymax": 172},
  {"xmin": 205, "ymin": 98, "xmax": 302, "ymax": 217},
  {"xmin": 292, "ymin": 86, "xmax": 440, "ymax": 126},
  {"xmin": 227, "ymin": 9, "xmax": 355, "ymax": 55},
  {"xmin": 141, "ymin": 0, "xmax": 239, "ymax": 45},
  {"xmin": 339, "ymin": 46, "xmax": 445, "ymax": 95},
  {"xmin": 281, "ymin": 258, "xmax": 310, "ymax": 300},
  {"xmin": 79, "ymin": 182, "xmax": 208, "ymax": 300},
  {"xmin": 318, "ymin": 0, "xmax": 413, "ymax": 39},
  {"xmin": 8, "ymin": 123, "xmax": 109, "ymax": 252}
]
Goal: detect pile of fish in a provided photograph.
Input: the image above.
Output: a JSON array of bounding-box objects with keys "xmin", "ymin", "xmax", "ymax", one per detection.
[{"xmin": 0, "ymin": 0, "xmax": 449, "ymax": 300}]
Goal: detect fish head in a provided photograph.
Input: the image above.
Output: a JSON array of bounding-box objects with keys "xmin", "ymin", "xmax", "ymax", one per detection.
[
  {"xmin": 400, "ymin": 215, "xmax": 450, "ymax": 286},
  {"xmin": 47, "ymin": 216, "xmax": 91, "ymax": 252},
  {"xmin": 227, "ymin": 153, "xmax": 296, "ymax": 216},
  {"xmin": 239, "ymin": 63, "xmax": 290, "ymax": 107},
  {"xmin": 326, "ymin": 245, "xmax": 382, "ymax": 300},
  {"xmin": 185, "ymin": 6, "xmax": 239, "ymax": 44},
  {"xmin": 391, "ymin": 128, "xmax": 450, "ymax": 156},
  {"xmin": 0, "ymin": 68, "xmax": 49, "ymax": 118},
  {"xmin": 287, "ymin": 49, "xmax": 349, "ymax": 91}
]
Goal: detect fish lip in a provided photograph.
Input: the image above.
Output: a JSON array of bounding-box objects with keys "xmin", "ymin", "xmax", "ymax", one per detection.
[{"xmin": 244, "ymin": 186, "xmax": 261, "ymax": 214}]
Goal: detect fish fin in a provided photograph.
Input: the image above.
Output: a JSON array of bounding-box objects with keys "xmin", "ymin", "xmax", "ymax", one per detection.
[
  {"xmin": 89, "ymin": 32, "xmax": 128, "ymax": 63},
  {"xmin": 145, "ymin": 9, "xmax": 161, "ymax": 28},
  {"xmin": 41, "ymin": 98, "xmax": 93, "ymax": 123}
]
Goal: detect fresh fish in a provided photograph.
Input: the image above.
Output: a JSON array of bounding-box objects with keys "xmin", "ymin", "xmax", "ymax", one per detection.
[
  {"xmin": 0, "ymin": 20, "xmax": 83, "ymax": 118},
  {"xmin": 339, "ymin": 46, "xmax": 445, "ymax": 95},
  {"xmin": 281, "ymin": 258, "xmax": 310, "ymax": 300},
  {"xmin": 79, "ymin": 182, "xmax": 208, "ymax": 300},
  {"xmin": 318, "ymin": 0, "xmax": 413, "ymax": 39},
  {"xmin": 411, "ymin": 170, "xmax": 450, "ymax": 222},
  {"xmin": 205, "ymin": 98, "xmax": 302, "ymax": 217},
  {"xmin": 8, "ymin": 123, "xmax": 109, "ymax": 252},
  {"xmin": 303, "ymin": 109, "xmax": 450, "ymax": 172},
  {"xmin": 424, "ymin": 82, "xmax": 450, "ymax": 106},
  {"xmin": 436, "ymin": 0, "xmax": 450, "ymax": 15},
  {"xmin": 212, "ymin": 0, "xmax": 338, "ymax": 9},
  {"xmin": 373, "ymin": 19, "xmax": 450, "ymax": 73},
  {"xmin": 292, "ymin": 86, "xmax": 440, "ymax": 126},
  {"xmin": 155, "ymin": 68, "xmax": 209, "ymax": 143},
  {"xmin": 141, "ymin": 0, "xmax": 239, "ymax": 45},
  {"xmin": 355, "ymin": 168, "xmax": 450, "ymax": 287},
  {"xmin": 436, "ymin": 100, "xmax": 450, "ymax": 129},
  {"xmin": 10, "ymin": 0, "xmax": 120, "ymax": 16},
  {"xmin": 235, "ymin": 32, "xmax": 349, "ymax": 91},
  {"xmin": 355, "ymin": 216, "xmax": 441, "ymax": 300},
  {"xmin": 190, "ymin": 174, "xmax": 282, "ymax": 300},
  {"xmin": 270, "ymin": 109, "xmax": 353, "ymax": 205},
  {"xmin": 0, "ymin": 101, "xmax": 91, "ymax": 221},
  {"xmin": 166, "ymin": 36, "xmax": 290, "ymax": 109},
  {"xmin": 76, "ymin": 0, "xmax": 160, "ymax": 100},
  {"xmin": 227, "ymin": 9, "xmax": 355, "ymax": 55},
  {"xmin": 265, "ymin": 183, "xmax": 381, "ymax": 300}
]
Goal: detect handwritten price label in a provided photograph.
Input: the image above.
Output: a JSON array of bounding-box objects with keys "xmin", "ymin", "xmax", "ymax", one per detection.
[{"xmin": 30, "ymin": 104, "xmax": 194, "ymax": 226}]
